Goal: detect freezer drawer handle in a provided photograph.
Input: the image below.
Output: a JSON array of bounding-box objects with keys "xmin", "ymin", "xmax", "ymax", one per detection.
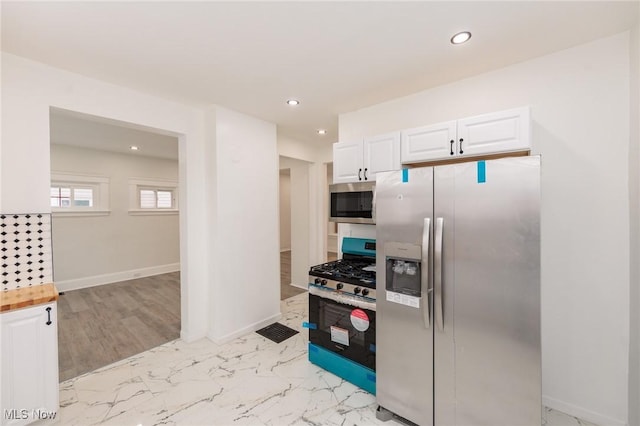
[
  {"xmin": 459, "ymin": 138, "xmax": 464, "ymax": 154},
  {"xmin": 422, "ymin": 217, "xmax": 431, "ymax": 329},
  {"xmin": 435, "ymin": 217, "xmax": 444, "ymax": 331}
]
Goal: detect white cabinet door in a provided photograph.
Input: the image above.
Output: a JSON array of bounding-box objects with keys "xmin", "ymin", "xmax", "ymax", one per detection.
[
  {"xmin": 1, "ymin": 303, "xmax": 59, "ymax": 426},
  {"xmin": 333, "ymin": 140, "xmax": 364, "ymax": 183},
  {"xmin": 401, "ymin": 121, "xmax": 457, "ymax": 163},
  {"xmin": 363, "ymin": 132, "xmax": 401, "ymax": 181},
  {"xmin": 456, "ymin": 106, "xmax": 530, "ymax": 157}
]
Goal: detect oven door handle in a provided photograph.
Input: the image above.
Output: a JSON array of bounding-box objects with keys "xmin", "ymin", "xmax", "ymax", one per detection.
[
  {"xmin": 308, "ymin": 285, "xmax": 376, "ymax": 311},
  {"xmin": 421, "ymin": 217, "xmax": 431, "ymax": 329}
]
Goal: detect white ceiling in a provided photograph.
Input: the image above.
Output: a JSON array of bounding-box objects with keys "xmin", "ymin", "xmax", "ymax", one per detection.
[
  {"xmin": 50, "ymin": 109, "xmax": 179, "ymax": 160},
  {"xmin": 2, "ymin": 1, "xmax": 639, "ymax": 149}
]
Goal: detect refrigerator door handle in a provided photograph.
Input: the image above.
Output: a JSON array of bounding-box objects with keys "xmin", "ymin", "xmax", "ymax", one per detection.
[
  {"xmin": 421, "ymin": 217, "xmax": 431, "ymax": 329},
  {"xmin": 435, "ymin": 217, "xmax": 444, "ymax": 331}
]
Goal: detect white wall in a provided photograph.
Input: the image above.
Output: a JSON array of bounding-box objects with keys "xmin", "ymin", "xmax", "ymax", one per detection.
[
  {"xmin": 279, "ymin": 169, "xmax": 291, "ymax": 251},
  {"xmin": 628, "ymin": 19, "xmax": 640, "ymax": 426},
  {"xmin": 206, "ymin": 105, "xmax": 280, "ymax": 343},
  {"xmin": 50, "ymin": 145, "xmax": 180, "ymax": 290},
  {"xmin": 1, "ymin": 52, "xmax": 209, "ymax": 341},
  {"xmin": 2, "ymin": 53, "xmax": 282, "ymax": 347},
  {"xmin": 339, "ymin": 32, "xmax": 632, "ymax": 426}
]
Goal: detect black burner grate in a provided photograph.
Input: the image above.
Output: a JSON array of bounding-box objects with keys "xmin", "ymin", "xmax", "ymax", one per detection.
[{"xmin": 256, "ymin": 322, "xmax": 299, "ymax": 344}]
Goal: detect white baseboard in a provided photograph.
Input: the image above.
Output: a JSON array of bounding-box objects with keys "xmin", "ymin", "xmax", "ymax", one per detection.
[
  {"xmin": 180, "ymin": 329, "xmax": 206, "ymax": 343},
  {"xmin": 290, "ymin": 282, "xmax": 307, "ymax": 290},
  {"xmin": 543, "ymin": 395, "xmax": 627, "ymax": 426},
  {"xmin": 208, "ymin": 312, "xmax": 283, "ymax": 345},
  {"xmin": 55, "ymin": 263, "xmax": 181, "ymax": 292}
]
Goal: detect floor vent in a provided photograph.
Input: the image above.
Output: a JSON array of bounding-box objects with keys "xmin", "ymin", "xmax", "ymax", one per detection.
[{"xmin": 256, "ymin": 322, "xmax": 299, "ymax": 343}]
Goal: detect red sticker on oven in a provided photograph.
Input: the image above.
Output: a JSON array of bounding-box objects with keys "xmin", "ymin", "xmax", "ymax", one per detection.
[{"xmin": 350, "ymin": 309, "xmax": 370, "ymax": 332}]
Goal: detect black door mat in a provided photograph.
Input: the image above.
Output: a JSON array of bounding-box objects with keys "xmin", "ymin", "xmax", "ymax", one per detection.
[{"xmin": 256, "ymin": 322, "xmax": 299, "ymax": 343}]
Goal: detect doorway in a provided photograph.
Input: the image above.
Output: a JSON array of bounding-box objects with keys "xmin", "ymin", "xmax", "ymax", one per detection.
[
  {"xmin": 279, "ymin": 168, "xmax": 305, "ymax": 300},
  {"xmin": 49, "ymin": 109, "xmax": 182, "ymax": 381}
]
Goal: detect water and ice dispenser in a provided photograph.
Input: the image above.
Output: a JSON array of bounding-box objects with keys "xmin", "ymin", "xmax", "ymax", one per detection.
[{"xmin": 384, "ymin": 242, "xmax": 422, "ymax": 297}]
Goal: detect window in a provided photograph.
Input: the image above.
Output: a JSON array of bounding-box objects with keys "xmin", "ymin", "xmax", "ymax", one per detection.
[
  {"xmin": 139, "ymin": 188, "xmax": 175, "ymax": 209},
  {"xmin": 51, "ymin": 173, "xmax": 110, "ymax": 216},
  {"xmin": 50, "ymin": 186, "xmax": 94, "ymax": 208},
  {"xmin": 128, "ymin": 178, "xmax": 178, "ymax": 215}
]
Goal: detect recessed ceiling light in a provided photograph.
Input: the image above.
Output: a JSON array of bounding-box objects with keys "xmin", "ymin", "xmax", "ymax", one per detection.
[
  {"xmin": 451, "ymin": 31, "xmax": 472, "ymax": 45},
  {"xmin": 286, "ymin": 99, "xmax": 300, "ymax": 106},
  {"xmin": 130, "ymin": 145, "xmax": 139, "ymax": 151},
  {"xmin": 317, "ymin": 129, "xmax": 327, "ymax": 135}
]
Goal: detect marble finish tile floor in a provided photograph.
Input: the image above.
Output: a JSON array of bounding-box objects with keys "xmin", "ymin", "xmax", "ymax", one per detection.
[{"xmin": 58, "ymin": 292, "xmax": 598, "ymax": 426}]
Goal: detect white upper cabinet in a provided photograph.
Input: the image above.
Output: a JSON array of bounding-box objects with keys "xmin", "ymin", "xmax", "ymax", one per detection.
[
  {"xmin": 333, "ymin": 140, "xmax": 364, "ymax": 183},
  {"xmin": 401, "ymin": 121, "xmax": 457, "ymax": 163},
  {"xmin": 400, "ymin": 106, "xmax": 531, "ymax": 163},
  {"xmin": 456, "ymin": 106, "xmax": 530, "ymax": 157},
  {"xmin": 363, "ymin": 132, "xmax": 401, "ymax": 181},
  {"xmin": 333, "ymin": 132, "xmax": 401, "ymax": 183}
]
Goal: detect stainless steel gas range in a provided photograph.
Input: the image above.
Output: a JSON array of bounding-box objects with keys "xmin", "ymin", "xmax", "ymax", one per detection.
[{"xmin": 306, "ymin": 237, "xmax": 376, "ymax": 394}]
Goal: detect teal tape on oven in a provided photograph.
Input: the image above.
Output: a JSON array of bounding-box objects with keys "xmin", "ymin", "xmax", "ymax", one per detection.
[
  {"xmin": 477, "ymin": 160, "xmax": 486, "ymax": 183},
  {"xmin": 402, "ymin": 168, "xmax": 409, "ymax": 183},
  {"xmin": 303, "ymin": 322, "xmax": 317, "ymax": 329},
  {"xmin": 367, "ymin": 373, "xmax": 376, "ymax": 382}
]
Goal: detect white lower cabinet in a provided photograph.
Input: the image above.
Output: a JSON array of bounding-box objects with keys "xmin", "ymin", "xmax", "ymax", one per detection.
[{"xmin": 1, "ymin": 303, "xmax": 59, "ymax": 426}]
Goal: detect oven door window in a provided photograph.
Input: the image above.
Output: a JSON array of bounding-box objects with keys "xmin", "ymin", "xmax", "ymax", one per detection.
[
  {"xmin": 319, "ymin": 299, "xmax": 367, "ymax": 347},
  {"xmin": 309, "ymin": 294, "xmax": 376, "ymax": 370}
]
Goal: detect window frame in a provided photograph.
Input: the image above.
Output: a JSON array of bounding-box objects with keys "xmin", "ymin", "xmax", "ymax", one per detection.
[
  {"xmin": 51, "ymin": 173, "xmax": 110, "ymax": 217},
  {"xmin": 128, "ymin": 178, "xmax": 179, "ymax": 215}
]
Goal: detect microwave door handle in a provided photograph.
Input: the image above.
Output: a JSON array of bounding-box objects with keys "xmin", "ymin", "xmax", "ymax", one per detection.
[
  {"xmin": 372, "ymin": 187, "xmax": 377, "ymax": 223},
  {"xmin": 422, "ymin": 217, "xmax": 431, "ymax": 329}
]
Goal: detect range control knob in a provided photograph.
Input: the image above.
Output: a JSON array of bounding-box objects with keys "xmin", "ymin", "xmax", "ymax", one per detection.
[
  {"xmin": 336, "ymin": 283, "xmax": 344, "ymax": 290},
  {"xmin": 354, "ymin": 287, "xmax": 361, "ymax": 295},
  {"xmin": 320, "ymin": 279, "xmax": 327, "ymax": 286},
  {"xmin": 314, "ymin": 278, "xmax": 321, "ymax": 285},
  {"xmin": 361, "ymin": 289, "xmax": 370, "ymax": 297}
]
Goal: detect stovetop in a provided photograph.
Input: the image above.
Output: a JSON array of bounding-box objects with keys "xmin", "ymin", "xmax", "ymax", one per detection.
[{"xmin": 309, "ymin": 257, "xmax": 376, "ymax": 288}]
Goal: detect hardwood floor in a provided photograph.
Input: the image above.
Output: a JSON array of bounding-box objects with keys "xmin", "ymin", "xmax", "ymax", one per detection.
[
  {"xmin": 57, "ymin": 272, "xmax": 180, "ymax": 382},
  {"xmin": 279, "ymin": 251, "xmax": 338, "ymax": 300},
  {"xmin": 59, "ymin": 252, "xmax": 339, "ymax": 381}
]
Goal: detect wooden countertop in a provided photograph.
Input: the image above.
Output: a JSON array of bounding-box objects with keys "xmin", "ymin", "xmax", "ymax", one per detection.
[{"xmin": 1, "ymin": 283, "xmax": 59, "ymax": 313}]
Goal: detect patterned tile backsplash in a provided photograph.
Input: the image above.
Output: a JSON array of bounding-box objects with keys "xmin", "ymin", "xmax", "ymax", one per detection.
[{"xmin": 1, "ymin": 213, "xmax": 53, "ymax": 291}]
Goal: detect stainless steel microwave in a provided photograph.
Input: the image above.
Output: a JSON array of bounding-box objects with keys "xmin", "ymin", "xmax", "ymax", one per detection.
[{"xmin": 329, "ymin": 181, "xmax": 375, "ymax": 224}]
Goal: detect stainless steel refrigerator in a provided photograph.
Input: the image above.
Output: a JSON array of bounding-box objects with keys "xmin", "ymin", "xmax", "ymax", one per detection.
[{"xmin": 375, "ymin": 156, "xmax": 540, "ymax": 426}]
